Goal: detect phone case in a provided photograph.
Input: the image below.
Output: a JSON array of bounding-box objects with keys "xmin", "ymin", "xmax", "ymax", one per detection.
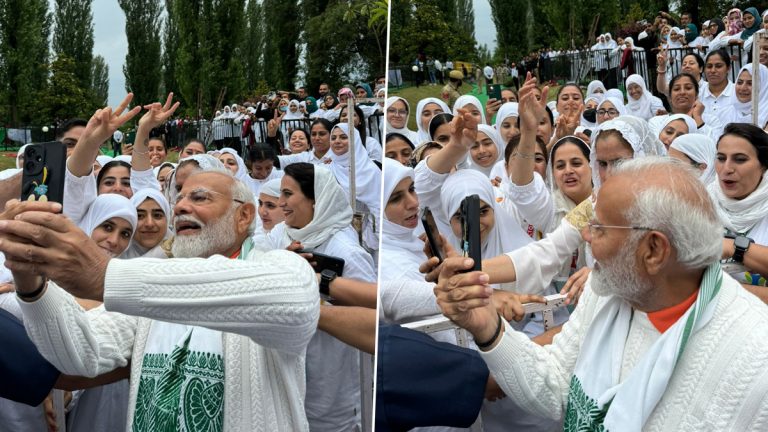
[
  {"xmin": 20, "ymin": 141, "xmax": 66, "ymax": 206},
  {"xmin": 460, "ymin": 194, "xmax": 482, "ymax": 271},
  {"xmin": 420, "ymin": 207, "xmax": 443, "ymax": 262}
]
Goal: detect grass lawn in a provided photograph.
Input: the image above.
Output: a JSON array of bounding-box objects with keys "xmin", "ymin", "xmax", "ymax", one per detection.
[
  {"xmin": 388, "ymin": 83, "xmax": 561, "ymax": 130},
  {"xmin": 0, "ymin": 147, "xmax": 181, "ymax": 173}
]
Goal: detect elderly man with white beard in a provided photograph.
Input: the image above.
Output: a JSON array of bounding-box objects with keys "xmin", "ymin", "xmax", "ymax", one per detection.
[
  {"xmin": 429, "ymin": 157, "xmax": 768, "ymax": 431},
  {"xmin": 0, "ymin": 170, "xmax": 319, "ymax": 431}
]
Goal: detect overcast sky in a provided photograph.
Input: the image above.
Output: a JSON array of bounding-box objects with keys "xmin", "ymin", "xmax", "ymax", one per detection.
[
  {"xmin": 47, "ymin": 0, "xmax": 128, "ymax": 108},
  {"xmin": 473, "ymin": 0, "xmax": 496, "ymax": 52}
]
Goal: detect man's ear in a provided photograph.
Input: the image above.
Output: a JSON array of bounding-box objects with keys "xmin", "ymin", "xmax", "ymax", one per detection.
[
  {"xmin": 236, "ymin": 202, "xmax": 256, "ymax": 235},
  {"xmin": 641, "ymin": 231, "xmax": 672, "ymax": 276}
]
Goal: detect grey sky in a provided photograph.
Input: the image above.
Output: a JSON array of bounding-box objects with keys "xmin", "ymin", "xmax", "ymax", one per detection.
[
  {"xmin": 48, "ymin": 0, "xmax": 128, "ymax": 108},
  {"xmin": 473, "ymin": 0, "xmax": 496, "ymax": 52}
]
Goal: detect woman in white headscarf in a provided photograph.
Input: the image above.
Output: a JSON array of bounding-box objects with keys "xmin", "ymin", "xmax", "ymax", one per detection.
[
  {"xmin": 250, "ymin": 177, "xmax": 284, "ymax": 250},
  {"xmin": 605, "ymin": 88, "xmax": 624, "ymax": 102},
  {"xmin": 596, "ymin": 96, "xmax": 627, "ymax": 124},
  {"xmin": 282, "ymin": 99, "xmax": 305, "ymax": 120},
  {"xmin": 586, "ymin": 80, "xmax": 607, "ymax": 101},
  {"xmin": 707, "ymin": 123, "xmax": 768, "ymax": 293},
  {"xmin": 590, "ymin": 116, "xmax": 667, "ymax": 189},
  {"xmin": 669, "ymin": 134, "xmax": 717, "ymax": 185},
  {"xmin": 272, "ymin": 163, "xmax": 375, "ymax": 431},
  {"xmin": 625, "ymin": 74, "xmax": 665, "ymax": 119},
  {"xmin": 415, "ymin": 97, "xmax": 450, "ymax": 145},
  {"xmin": 218, "ymin": 147, "xmax": 252, "ymax": 185},
  {"xmin": 467, "ymin": 124, "xmax": 505, "ymax": 177},
  {"xmin": 123, "ymin": 189, "xmax": 172, "ymax": 259},
  {"xmin": 494, "ymin": 102, "xmax": 520, "ymax": 143},
  {"xmin": 385, "ymin": 96, "xmax": 419, "ymax": 145},
  {"xmin": 327, "ymin": 123, "xmax": 381, "ymax": 252},
  {"xmin": 453, "ymin": 94, "xmax": 487, "ymax": 125},
  {"xmin": 649, "ymin": 113, "xmax": 698, "ymax": 150},
  {"xmin": 720, "ymin": 63, "xmax": 768, "ymax": 129},
  {"xmin": 379, "ymin": 157, "xmax": 445, "ymax": 322}
]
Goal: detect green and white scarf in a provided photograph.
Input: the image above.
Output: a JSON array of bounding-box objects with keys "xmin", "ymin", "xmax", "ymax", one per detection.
[
  {"xmin": 564, "ymin": 262, "xmax": 723, "ymax": 431},
  {"xmin": 132, "ymin": 238, "xmax": 254, "ymax": 432}
]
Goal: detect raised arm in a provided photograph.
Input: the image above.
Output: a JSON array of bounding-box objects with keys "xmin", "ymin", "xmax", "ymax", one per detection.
[
  {"xmin": 131, "ymin": 93, "xmax": 180, "ymax": 172},
  {"xmin": 425, "ymin": 108, "xmax": 478, "ymax": 174},
  {"xmin": 508, "ymin": 73, "xmax": 548, "ymax": 186}
]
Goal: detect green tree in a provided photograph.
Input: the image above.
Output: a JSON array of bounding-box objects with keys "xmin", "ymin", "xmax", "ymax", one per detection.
[
  {"xmin": 243, "ymin": 0, "xmax": 264, "ymax": 89},
  {"xmin": 162, "ymin": 0, "xmax": 178, "ymax": 95},
  {"xmin": 0, "ymin": 0, "xmax": 51, "ymax": 125},
  {"xmin": 39, "ymin": 56, "xmax": 93, "ymax": 121},
  {"xmin": 262, "ymin": 0, "xmax": 299, "ymax": 89},
  {"xmin": 119, "ymin": 0, "xmax": 162, "ymax": 105},
  {"xmin": 455, "ymin": 0, "xmax": 474, "ymax": 39},
  {"xmin": 90, "ymin": 55, "xmax": 109, "ymax": 107},
  {"xmin": 390, "ymin": 0, "xmax": 475, "ymax": 64},
  {"xmin": 52, "ymin": 0, "xmax": 94, "ymax": 90}
]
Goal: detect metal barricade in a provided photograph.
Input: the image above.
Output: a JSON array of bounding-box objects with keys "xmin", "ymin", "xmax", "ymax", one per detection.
[{"xmin": 402, "ymin": 293, "xmax": 568, "ymax": 431}]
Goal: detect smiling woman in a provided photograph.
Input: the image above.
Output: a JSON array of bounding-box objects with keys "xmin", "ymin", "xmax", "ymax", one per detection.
[{"xmin": 78, "ymin": 193, "xmax": 138, "ymax": 259}]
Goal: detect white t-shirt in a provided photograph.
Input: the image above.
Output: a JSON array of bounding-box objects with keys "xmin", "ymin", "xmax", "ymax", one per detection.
[{"xmin": 484, "ymin": 65, "xmax": 494, "ymax": 79}]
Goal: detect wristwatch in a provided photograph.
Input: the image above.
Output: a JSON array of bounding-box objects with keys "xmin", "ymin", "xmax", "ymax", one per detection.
[
  {"xmin": 320, "ymin": 269, "xmax": 337, "ymax": 300},
  {"xmin": 733, "ymin": 235, "xmax": 754, "ymax": 263}
]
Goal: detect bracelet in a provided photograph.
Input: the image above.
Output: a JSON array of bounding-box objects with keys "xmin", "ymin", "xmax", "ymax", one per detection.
[
  {"xmin": 511, "ymin": 152, "xmax": 536, "ymax": 159},
  {"xmin": 475, "ymin": 313, "xmax": 503, "ymax": 349},
  {"xmin": 656, "ymin": 69, "xmax": 666, "ymax": 74},
  {"xmin": 17, "ymin": 279, "xmax": 47, "ymax": 300},
  {"xmin": 132, "ymin": 148, "xmax": 149, "ymax": 156}
]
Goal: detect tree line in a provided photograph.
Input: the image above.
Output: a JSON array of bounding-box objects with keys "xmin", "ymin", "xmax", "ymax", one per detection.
[{"xmin": 0, "ymin": 0, "xmax": 387, "ymax": 127}]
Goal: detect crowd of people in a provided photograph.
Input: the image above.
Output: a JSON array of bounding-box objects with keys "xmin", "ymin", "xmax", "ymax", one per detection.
[
  {"xmin": 379, "ymin": 8, "xmax": 768, "ymax": 430},
  {"xmin": 0, "ymin": 78, "xmax": 383, "ymax": 431}
]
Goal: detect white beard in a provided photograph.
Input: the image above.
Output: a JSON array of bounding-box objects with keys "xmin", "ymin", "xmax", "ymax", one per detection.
[
  {"xmin": 590, "ymin": 234, "xmax": 654, "ymax": 304},
  {"xmin": 172, "ymin": 207, "xmax": 238, "ymax": 258}
]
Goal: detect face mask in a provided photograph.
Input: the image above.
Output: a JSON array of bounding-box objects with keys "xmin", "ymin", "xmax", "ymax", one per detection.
[
  {"xmin": 280, "ymin": 106, "xmax": 287, "ymax": 112},
  {"xmin": 583, "ymin": 108, "xmax": 597, "ymax": 123}
]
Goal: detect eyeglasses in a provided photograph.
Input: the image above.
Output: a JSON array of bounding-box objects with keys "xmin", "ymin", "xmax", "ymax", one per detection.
[
  {"xmin": 587, "ymin": 221, "xmax": 655, "ymax": 236},
  {"xmin": 387, "ymin": 109, "xmax": 408, "ymax": 117},
  {"xmin": 176, "ymin": 188, "xmax": 245, "ymax": 206},
  {"xmin": 597, "ymin": 109, "xmax": 620, "ymax": 116}
]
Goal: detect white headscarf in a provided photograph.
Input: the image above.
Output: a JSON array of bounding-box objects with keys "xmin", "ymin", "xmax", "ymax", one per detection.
[
  {"xmin": 591, "ymin": 116, "xmax": 667, "ymax": 189},
  {"xmin": 605, "ymin": 88, "xmax": 624, "ymax": 103},
  {"xmin": 95, "ymin": 155, "xmax": 114, "ymax": 169},
  {"xmin": 123, "ymin": 189, "xmax": 172, "ymax": 259},
  {"xmin": 415, "ymin": 98, "xmax": 450, "ymax": 145},
  {"xmin": 452, "ymin": 95, "xmax": 487, "ymax": 125},
  {"xmin": 78, "ymin": 194, "xmax": 138, "ymax": 257},
  {"xmin": 219, "ymin": 147, "xmax": 250, "ymax": 183},
  {"xmin": 15, "ymin": 144, "xmax": 30, "ymax": 169},
  {"xmin": 587, "ymin": 80, "xmax": 607, "ymax": 101},
  {"xmin": 469, "ymin": 124, "xmax": 506, "ymax": 177},
  {"xmin": 385, "ymin": 96, "xmax": 419, "ymax": 145},
  {"xmin": 648, "ymin": 114, "xmax": 698, "ymax": 138},
  {"xmin": 724, "ymin": 63, "xmax": 768, "ymax": 128},
  {"xmin": 708, "ymin": 173, "xmax": 768, "ymax": 233},
  {"xmin": 494, "ymin": 102, "xmax": 519, "ymax": 129},
  {"xmin": 282, "ymin": 99, "xmax": 304, "ymax": 120},
  {"xmin": 597, "ymin": 97, "xmax": 628, "ymax": 123},
  {"xmin": 114, "ymin": 155, "xmax": 132, "ymax": 165},
  {"xmin": 439, "ymin": 169, "xmax": 531, "ymax": 261},
  {"xmin": 259, "ymin": 177, "xmax": 282, "ymax": 198},
  {"xmin": 328, "ymin": 123, "xmax": 381, "ymax": 216},
  {"xmin": 581, "ymin": 96, "xmax": 601, "ymax": 128},
  {"xmin": 669, "ymin": 134, "xmax": 717, "ymax": 185},
  {"xmin": 625, "ymin": 74, "xmax": 657, "ymax": 120},
  {"xmin": 282, "ymin": 165, "xmax": 353, "ymax": 249},
  {"xmin": 380, "ymin": 158, "xmax": 426, "ymax": 281}
]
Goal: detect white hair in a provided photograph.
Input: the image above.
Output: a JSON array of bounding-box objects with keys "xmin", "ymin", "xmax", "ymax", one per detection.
[
  {"xmin": 231, "ymin": 177, "xmax": 257, "ymax": 235},
  {"xmin": 612, "ymin": 156, "xmax": 722, "ymax": 269}
]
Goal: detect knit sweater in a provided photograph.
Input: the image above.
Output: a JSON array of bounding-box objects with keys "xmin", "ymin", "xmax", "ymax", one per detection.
[
  {"xmin": 18, "ymin": 249, "xmax": 319, "ymax": 432},
  {"xmin": 481, "ymin": 270, "xmax": 768, "ymax": 430}
]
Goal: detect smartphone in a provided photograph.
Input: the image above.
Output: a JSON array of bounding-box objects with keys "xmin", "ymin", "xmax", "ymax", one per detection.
[
  {"xmin": 420, "ymin": 207, "xmax": 443, "ymax": 263},
  {"xmin": 20, "ymin": 141, "xmax": 66, "ymax": 206},
  {"xmin": 487, "ymin": 84, "xmax": 502, "ymax": 101},
  {"xmin": 460, "ymin": 194, "xmax": 482, "ymax": 272},
  {"xmin": 298, "ymin": 250, "xmax": 345, "ymax": 276}
]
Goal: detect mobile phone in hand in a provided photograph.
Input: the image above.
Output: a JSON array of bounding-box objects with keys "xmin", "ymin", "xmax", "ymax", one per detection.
[
  {"xmin": 421, "ymin": 207, "xmax": 444, "ymax": 263},
  {"xmin": 460, "ymin": 194, "xmax": 482, "ymax": 272},
  {"xmin": 487, "ymin": 84, "xmax": 502, "ymax": 101},
  {"xmin": 20, "ymin": 142, "xmax": 66, "ymax": 207}
]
